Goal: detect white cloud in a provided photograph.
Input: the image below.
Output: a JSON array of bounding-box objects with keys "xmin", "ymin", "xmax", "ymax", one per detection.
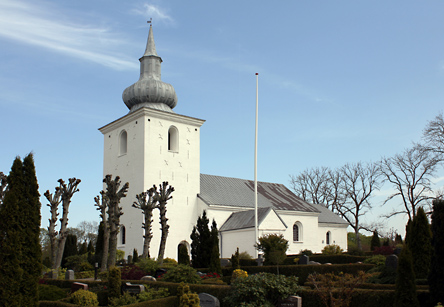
[
  {"xmin": 131, "ymin": 3, "xmax": 174, "ymax": 25},
  {"xmin": 0, "ymin": 0, "xmax": 137, "ymax": 70}
]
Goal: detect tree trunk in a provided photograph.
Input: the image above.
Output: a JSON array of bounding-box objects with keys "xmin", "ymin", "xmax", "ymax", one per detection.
[
  {"xmin": 157, "ymin": 205, "xmax": 169, "ymax": 265},
  {"xmin": 142, "ymin": 211, "xmax": 153, "ymax": 259},
  {"xmin": 101, "ymin": 221, "xmax": 109, "ymax": 272},
  {"xmin": 108, "ymin": 222, "xmax": 117, "ymax": 268}
]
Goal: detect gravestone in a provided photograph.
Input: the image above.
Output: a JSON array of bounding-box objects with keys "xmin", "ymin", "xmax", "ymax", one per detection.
[
  {"xmin": 123, "ymin": 282, "xmax": 145, "ymax": 295},
  {"xmin": 220, "ymin": 258, "xmax": 231, "ymax": 267},
  {"xmin": 198, "ymin": 293, "xmax": 220, "ymax": 307},
  {"xmin": 277, "ymin": 295, "xmax": 302, "ymax": 307},
  {"xmin": 299, "ymin": 255, "xmax": 309, "ymax": 265},
  {"xmin": 386, "ymin": 254, "xmax": 398, "ymax": 270},
  {"xmin": 141, "ymin": 275, "xmax": 156, "ymax": 282},
  {"xmin": 48, "ymin": 270, "xmax": 58, "ymax": 279},
  {"xmin": 127, "ymin": 255, "xmax": 133, "ymax": 264},
  {"xmin": 71, "ymin": 282, "xmax": 88, "ymax": 293},
  {"xmin": 65, "ymin": 269, "xmax": 74, "ymax": 280},
  {"xmin": 256, "ymin": 254, "xmax": 264, "ymax": 266}
]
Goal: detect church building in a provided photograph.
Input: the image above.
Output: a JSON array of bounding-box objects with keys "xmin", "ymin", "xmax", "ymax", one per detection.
[{"xmin": 99, "ymin": 25, "xmax": 348, "ymax": 260}]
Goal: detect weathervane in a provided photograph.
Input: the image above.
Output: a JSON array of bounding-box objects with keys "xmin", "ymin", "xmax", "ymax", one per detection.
[{"xmin": 147, "ymin": 18, "xmax": 152, "ymax": 26}]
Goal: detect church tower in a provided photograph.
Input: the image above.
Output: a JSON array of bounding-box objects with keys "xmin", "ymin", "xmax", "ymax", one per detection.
[{"xmin": 99, "ymin": 25, "xmax": 205, "ymax": 259}]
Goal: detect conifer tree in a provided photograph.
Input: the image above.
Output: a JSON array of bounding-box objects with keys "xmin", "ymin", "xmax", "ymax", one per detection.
[
  {"xmin": 21, "ymin": 154, "xmax": 41, "ymax": 306},
  {"xmin": 209, "ymin": 219, "xmax": 221, "ymax": 274},
  {"xmin": 429, "ymin": 199, "xmax": 444, "ymax": 305},
  {"xmin": 0, "ymin": 171, "xmax": 7, "ymax": 209},
  {"xmin": 178, "ymin": 244, "xmax": 190, "ymax": 266},
  {"xmin": 190, "ymin": 210, "xmax": 211, "ymax": 268},
  {"xmin": 410, "ymin": 207, "xmax": 432, "ymax": 279},
  {"xmin": 132, "ymin": 248, "xmax": 139, "ymax": 263},
  {"xmin": 94, "ymin": 222, "xmax": 105, "ymax": 268},
  {"xmin": 370, "ymin": 230, "xmax": 381, "ymax": 251},
  {"xmin": 62, "ymin": 234, "xmax": 78, "ymax": 268},
  {"xmin": 0, "ymin": 158, "xmax": 25, "ymax": 306},
  {"xmin": 394, "ymin": 245, "xmax": 419, "ymax": 307}
]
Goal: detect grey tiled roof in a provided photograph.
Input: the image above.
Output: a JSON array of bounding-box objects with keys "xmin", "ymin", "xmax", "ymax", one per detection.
[
  {"xmin": 310, "ymin": 203, "xmax": 349, "ymax": 225},
  {"xmin": 199, "ymin": 174, "xmax": 320, "ymax": 212},
  {"xmin": 219, "ymin": 207, "xmax": 287, "ymax": 232}
]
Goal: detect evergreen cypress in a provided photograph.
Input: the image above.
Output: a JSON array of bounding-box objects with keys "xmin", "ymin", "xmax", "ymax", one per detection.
[
  {"xmin": 370, "ymin": 230, "xmax": 381, "ymax": 251},
  {"xmin": 429, "ymin": 199, "xmax": 444, "ymax": 305},
  {"xmin": 394, "ymin": 245, "xmax": 419, "ymax": 307},
  {"xmin": 0, "ymin": 158, "xmax": 25, "ymax": 307},
  {"xmin": 209, "ymin": 219, "xmax": 221, "ymax": 274},
  {"xmin": 190, "ymin": 210, "xmax": 211, "ymax": 268},
  {"xmin": 410, "ymin": 207, "xmax": 432, "ymax": 279},
  {"xmin": 62, "ymin": 234, "xmax": 78, "ymax": 268},
  {"xmin": 132, "ymin": 248, "xmax": 139, "ymax": 263},
  {"xmin": 405, "ymin": 219, "xmax": 413, "ymax": 247},
  {"xmin": 21, "ymin": 154, "xmax": 42, "ymax": 306},
  {"xmin": 178, "ymin": 244, "xmax": 190, "ymax": 266},
  {"xmin": 95, "ymin": 222, "xmax": 104, "ymax": 267}
]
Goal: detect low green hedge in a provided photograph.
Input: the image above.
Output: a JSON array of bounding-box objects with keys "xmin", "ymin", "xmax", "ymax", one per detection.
[
  {"xmin": 124, "ymin": 296, "xmax": 179, "ymax": 307},
  {"xmin": 239, "ymin": 263, "xmax": 374, "ymax": 284},
  {"xmin": 298, "ymin": 288, "xmax": 431, "ymax": 307},
  {"xmin": 38, "ymin": 301, "xmax": 78, "ymax": 307},
  {"xmin": 308, "ymin": 254, "xmax": 368, "ymax": 264}
]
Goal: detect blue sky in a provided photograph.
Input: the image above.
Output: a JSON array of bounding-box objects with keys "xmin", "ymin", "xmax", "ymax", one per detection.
[{"xmin": 1, "ymin": 0, "xmax": 443, "ymax": 237}]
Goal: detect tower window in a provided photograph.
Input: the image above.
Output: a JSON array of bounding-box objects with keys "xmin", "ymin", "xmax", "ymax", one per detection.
[
  {"xmin": 168, "ymin": 126, "xmax": 179, "ymax": 152},
  {"xmin": 119, "ymin": 130, "xmax": 128, "ymax": 155},
  {"xmin": 326, "ymin": 231, "xmax": 331, "ymax": 245},
  {"xmin": 121, "ymin": 225, "xmax": 126, "ymax": 245}
]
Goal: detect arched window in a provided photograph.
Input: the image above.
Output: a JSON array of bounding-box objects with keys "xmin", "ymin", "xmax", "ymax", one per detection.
[
  {"xmin": 168, "ymin": 126, "xmax": 179, "ymax": 152},
  {"xmin": 119, "ymin": 130, "xmax": 127, "ymax": 155},
  {"xmin": 121, "ymin": 225, "xmax": 126, "ymax": 245},
  {"xmin": 326, "ymin": 231, "xmax": 331, "ymax": 245},
  {"xmin": 293, "ymin": 222, "xmax": 302, "ymax": 242}
]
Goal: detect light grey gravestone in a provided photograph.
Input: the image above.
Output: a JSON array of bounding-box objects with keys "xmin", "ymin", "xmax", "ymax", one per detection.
[
  {"xmin": 123, "ymin": 282, "xmax": 145, "ymax": 295},
  {"xmin": 277, "ymin": 296, "xmax": 302, "ymax": 307},
  {"xmin": 256, "ymin": 254, "xmax": 264, "ymax": 266},
  {"xmin": 49, "ymin": 270, "xmax": 58, "ymax": 279},
  {"xmin": 65, "ymin": 269, "xmax": 75, "ymax": 280},
  {"xmin": 199, "ymin": 293, "xmax": 220, "ymax": 307},
  {"xmin": 141, "ymin": 275, "xmax": 157, "ymax": 282},
  {"xmin": 386, "ymin": 254, "xmax": 398, "ymax": 270},
  {"xmin": 299, "ymin": 255, "xmax": 309, "ymax": 265}
]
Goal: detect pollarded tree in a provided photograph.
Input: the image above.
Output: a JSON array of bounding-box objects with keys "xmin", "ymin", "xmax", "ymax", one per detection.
[
  {"xmin": 428, "ymin": 198, "xmax": 444, "ymax": 305},
  {"xmin": 380, "ymin": 145, "xmax": 441, "ymax": 221},
  {"xmin": 0, "ymin": 171, "xmax": 7, "ymax": 209},
  {"xmin": 103, "ymin": 175, "xmax": 129, "ymax": 269},
  {"xmin": 94, "ymin": 191, "xmax": 109, "ymax": 271},
  {"xmin": 156, "ymin": 181, "xmax": 174, "ymax": 265},
  {"xmin": 132, "ymin": 186, "xmax": 157, "ymax": 259},
  {"xmin": 410, "ymin": 207, "xmax": 432, "ymax": 279},
  {"xmin": 45, "ymin": 178, "xmax": 81, "ymax": 270}
]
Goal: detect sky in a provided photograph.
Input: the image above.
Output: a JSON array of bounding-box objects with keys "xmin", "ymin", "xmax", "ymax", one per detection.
[{"xmin": 1, "ymin": 0, "xmax": 443, "ymax": 238}]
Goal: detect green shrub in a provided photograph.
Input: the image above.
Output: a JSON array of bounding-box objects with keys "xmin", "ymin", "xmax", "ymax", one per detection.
[
  {"xmin": 300, "ymin": 249, "xmax": 313, "ymax": 256},
  {"xmin": 38, "ymin": 284, "xmax": 69, "ymax": 301},
  {"xmin": 309, "ymin": 254, "xmax": 368, "ymax": 264},
  {"xmin": 364, "ymin": 255, "xmax": 386, "ymax": 266},
  {"xmin": 224, "ymin": 272, "xmax": 299, "ymax": 306},
  {"xmin": 322, "ymin": 244, "xmax": 343, "ymax": 255},
  {"xmin": 178, "ymin": 245, "xmax": 190, "ymax": 266},
  {"xmin": 137, "ymin": 258, "xmax": 159, "ymax": 275},
  {"xmin": 256, "ymin": 234, "xmax": 289, "ymax": 265},
  {"xmin": 138, "ymin": 287, "xmax": 170, "ymax": 301},
  {"xmin": 108, "ymin": 266, "xmax": 122, "ymax": 299},
  {"xmin": 239, "ymin": 258, "xmax": 257, "ymax": 266},
  {"xmin": 177, "ymin": 283, "xmax": 200, "ymax": 307},
  {"xmin": 161, "ymin": 264, "xmax": 201, "ymax": 284},
  {"xmin": 70, "ymin": 289, "xmax": 99, "ymax": 306},
  {"xmin": 109, "ymin": 292, "xmax": 137, "ymax": 307}
]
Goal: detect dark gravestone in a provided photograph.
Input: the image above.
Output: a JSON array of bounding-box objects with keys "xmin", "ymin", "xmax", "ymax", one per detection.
[
  {"xmin": 48, "ymin": 270, "xmax": 58, "ymax": 279},
  {"xmin": 123, "ymin": 282, "xmax": 145, "ymax": 295},
  {"xmin": 65, "ymin": 269, "xmax": 74, "ymax": 280},
  {"xmin": 299, "ymin": 255, "xmax": 309, "ymax": 265},
  {"xmin": 71, "ymin": 282, "xmax": 88, "ymax": 293},
  {"xmin": 220, "ymin": 258, "xmax": 231, "ymax": 267},
  {"xmin": 277, "ymin": 296, "xmax": 302, "ymax": 307},
  {"xmin": 155, "ymin": 268, "xmax": 167, "ymax": 278},
  {"xmin": 127, "ymin": 255, "xmax": 133, "ymax": 264},
  {"xmin": 198, "ymin": 293, "xmax": 220, "ymax": 307},
  {"xmin": 386, "ymin": 254, "xmax": 398, "ymax": 270}
]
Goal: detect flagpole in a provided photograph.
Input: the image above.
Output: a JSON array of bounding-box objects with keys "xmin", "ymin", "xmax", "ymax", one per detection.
[{"xmin": 254, "ymin": 73, "xmax": 259, "ymax": 258}]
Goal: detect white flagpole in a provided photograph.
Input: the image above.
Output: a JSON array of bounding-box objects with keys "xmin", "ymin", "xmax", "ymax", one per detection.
[{"xmin": 254, "ymin": 73, "xmax": 259, "ymax": 258}]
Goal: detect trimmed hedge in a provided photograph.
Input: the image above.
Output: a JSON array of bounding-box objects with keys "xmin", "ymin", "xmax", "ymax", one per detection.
[
  {"xmin": 38, "ymin": 301, "xmax": 78, "ymax": 307},
  {"xmin": 298, "ymin": 288, "xmax": 431, "ymax": 307},
  {"xmin": 239, "ymin": 263, "xmax": 374, "ymax": 284},
  {"xmin": 124, "ymin": 296, "xmax": 179, "ymax": 307}
]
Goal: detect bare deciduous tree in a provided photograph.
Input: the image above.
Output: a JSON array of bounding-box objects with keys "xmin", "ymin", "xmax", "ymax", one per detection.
[
  {"xmin": 45, "ymin": 178, "xmax": 81, "ymax": 271},
  {"xmin": 156, "ymin": 181, "xmax": 174, "ymax": 265},
  {"xmin": 380, "ymin": 145, "xmax": 441, "ymax": 221},
  {"xmin": 103, "ymin": 175, "xmax": 129, "ymax": 269},
  {"xmin": 94, "ymin": 190, "xmax": 109, "ymax": 271},
  {"xmin": 337, "ymin": 162, "xmax": 381, "ymax": 250},
  {"xmin": 423, "ymin": 113, "xmax": 444, "ymax": 158},
  {"xmin": 132, "ymin": 186, "xmax": 157, "ymax": 259}
]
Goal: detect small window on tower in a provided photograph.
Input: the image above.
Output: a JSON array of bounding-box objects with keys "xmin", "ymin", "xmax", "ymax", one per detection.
[
  {"xmin": 168, "ymin": 126, "xmax": 179, "ymax": 152},
  {"xmin": 119, "ymin": 130, "xmax": 127, "ymax": 155},
  {"xmin": 121, "ymin": 225, "xmax": 126, "ymax": 245}
]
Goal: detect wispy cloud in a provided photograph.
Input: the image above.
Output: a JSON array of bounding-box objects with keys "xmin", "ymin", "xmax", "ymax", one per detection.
[
  {"xmin": 0, "ymin": 0, "xmax": 137, "ymax": 70},
  {"xmin": 131, "ymin": 3, "xmax": 175, "ymax": 25}
]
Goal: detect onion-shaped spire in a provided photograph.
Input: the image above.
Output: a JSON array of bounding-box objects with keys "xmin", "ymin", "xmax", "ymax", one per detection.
[{"xmin": 122, "ymin": 24, "xmax": 178, "ymax": 113}]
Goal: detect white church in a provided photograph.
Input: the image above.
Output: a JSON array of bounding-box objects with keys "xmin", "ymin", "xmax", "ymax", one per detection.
[{"xmin": 99, "ymin": 25, "xmax": 348, "ymax": 260}]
